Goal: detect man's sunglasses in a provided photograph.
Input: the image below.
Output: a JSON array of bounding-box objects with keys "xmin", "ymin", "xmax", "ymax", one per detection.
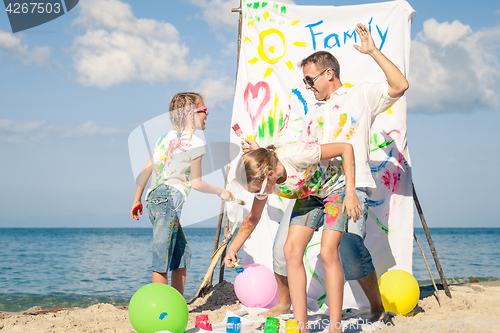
[
  {"xmin": 193, "ymin": 107, "xmax": 208, "ymax": 115},
  {"xmin": 303, "ymin": 68, "xmax": 330, "ymax": 87}
]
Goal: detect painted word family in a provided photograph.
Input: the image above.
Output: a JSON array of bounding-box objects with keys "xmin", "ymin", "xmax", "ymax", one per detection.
[{"xmin": 306, "ymin": 17, "xmax": 389, "ymax": 51}]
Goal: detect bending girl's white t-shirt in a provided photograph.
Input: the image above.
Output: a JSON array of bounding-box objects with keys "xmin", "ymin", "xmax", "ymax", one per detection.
[
  {"xmin": 146, "ymin": 130, "xmax": 206, "ymax": 201},
  {"xmin": 272, "ymin": 141, "xmax": 344, "ymax": 200}
]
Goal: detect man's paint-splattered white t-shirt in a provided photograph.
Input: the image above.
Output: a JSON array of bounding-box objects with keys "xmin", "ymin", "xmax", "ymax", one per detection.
[
  {"xmin": 146, "ymin": 130, "xmax": 206, "ymax": 201},
  {"xmin": 273, "ymin": 141, "xmax": 345, "ymax": 200},
  {"xmin": 300, "ymin": 82, "xmax": 399, "ymax": 190}
]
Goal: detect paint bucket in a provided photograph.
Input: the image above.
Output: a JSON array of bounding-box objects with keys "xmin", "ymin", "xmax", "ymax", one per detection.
[
  {"xmin": 286, "ymin": 319, "xmax": 300, "ymax": 333},
  {"xmin": 195, "ymin": 314, "xmax": 212, "ymax": 331},
  {"xmin": 226, "ymin": 316, "xmax": 241, "ymax": 333},
  {"xmin": 264, "ymin": 317, "xmax": 279, "ymax": 333}
]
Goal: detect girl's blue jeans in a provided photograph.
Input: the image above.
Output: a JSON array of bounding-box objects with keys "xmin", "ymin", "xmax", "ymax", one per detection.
[{"xmin": 147, "ymin": 184, "xmax": 191, "ymax": 273}]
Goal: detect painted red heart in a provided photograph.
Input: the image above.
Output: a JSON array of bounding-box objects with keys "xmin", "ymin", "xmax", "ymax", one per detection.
[{"xmin": 244, "ymin": 81, "xmax": 271, "ymax": 130}]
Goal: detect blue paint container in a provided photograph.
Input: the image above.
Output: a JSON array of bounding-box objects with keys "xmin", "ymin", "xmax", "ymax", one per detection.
[{"xmin": 226, "ymin": 316, "xmax": 241, "ymax": 333}]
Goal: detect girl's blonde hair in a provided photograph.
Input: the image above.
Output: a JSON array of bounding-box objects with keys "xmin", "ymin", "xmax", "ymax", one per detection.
[
  {"xmin": 169, "ymin": 92, "xmax": 201, "ymax": 132},
  {"xmin": 235, "ymin": 145, "xmax": 278, "ymax": 190},
  {"xmin": 168, "ymin": 92, "xmax": 202, "ymax": 155}
]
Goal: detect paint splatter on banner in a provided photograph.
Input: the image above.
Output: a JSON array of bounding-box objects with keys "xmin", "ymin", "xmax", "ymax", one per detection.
[{"xmin": 227, "ymin": 0, "xmax": 416, "ymax": 311}]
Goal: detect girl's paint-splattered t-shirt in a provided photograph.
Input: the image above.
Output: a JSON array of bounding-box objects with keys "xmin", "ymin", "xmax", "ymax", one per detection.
[
  {"xmin": 146, "ymin": 130, "xmax": 206, "ymax": 201},
  {"xmin": 274, "ymin": 141, "xmax": 344, "ymax": 200}
]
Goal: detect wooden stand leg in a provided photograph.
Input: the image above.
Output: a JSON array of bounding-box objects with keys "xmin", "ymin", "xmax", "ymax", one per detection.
[{"xmin": 413, "ymin": 183, "xmax": 451, "ymax": 298}]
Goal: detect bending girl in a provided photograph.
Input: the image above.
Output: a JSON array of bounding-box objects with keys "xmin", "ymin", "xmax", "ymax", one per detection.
[{"xmin": 224, "ymin": 141, "xmax": 361, "ymax": 333}]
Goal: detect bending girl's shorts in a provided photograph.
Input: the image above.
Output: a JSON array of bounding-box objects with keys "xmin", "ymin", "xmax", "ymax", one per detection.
[
  {"xmin": 147, "ymin": 184, "xmax": 191, "ymax": 273},
  {"xmin": 289, "ymin": 188, "xmax": 347, "ymax": 232}
]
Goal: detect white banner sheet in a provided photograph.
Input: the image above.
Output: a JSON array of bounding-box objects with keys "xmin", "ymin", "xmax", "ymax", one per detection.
[{"xmin": 226, "ymin": 0, "xmax": 416, "ymax": 311}]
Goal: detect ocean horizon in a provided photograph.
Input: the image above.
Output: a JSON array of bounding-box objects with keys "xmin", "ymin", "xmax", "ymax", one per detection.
[{"xmin": 1, "ymin": 227, "xmax": 499, "ymax": 312}]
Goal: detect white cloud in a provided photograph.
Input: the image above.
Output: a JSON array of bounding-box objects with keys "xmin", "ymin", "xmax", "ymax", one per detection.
[
  {"xmin": 188, "ymin": 0, "xmax": 240, "ymax": 31},
  {"xmin": 422, "ymin": 19, "xmax": 472, "ymax": 47},
  {"xmin": 188, "ymin": 0, "xmax": 296, "ymax": 31},
  {"xmin": 0, "ymin": 30, "xmax": 52, "ymax": 66},
  {"xmin": 0, "ymin": 119, "xmax": 126, "ymax": 144},
  {"xmin": 194, "ymin": 76, "xmax": 235, "ymax": 108},
  {"xmin": 62, "ymin": 121, "xmax": 125, "ymax": 138},
  {"xmin": 408, "ymin": 19, "xmax": 500, "ymax": 113},
  {"xmin": 72, "ymin": 0, "xmax": 209, "ymax": 88}
]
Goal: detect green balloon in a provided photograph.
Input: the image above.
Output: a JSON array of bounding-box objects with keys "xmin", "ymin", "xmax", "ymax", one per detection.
[{"xmin": 128, "ymin": 283, "xmax": 188, "ymax": 333}]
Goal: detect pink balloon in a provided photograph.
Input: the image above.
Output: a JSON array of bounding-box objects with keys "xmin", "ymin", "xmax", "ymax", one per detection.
[
  {"xmin": 263, "ymin": 287, "xmax": 279, "ymax": 309},
  {"xmin": 234, "ymin": 263, "xmax": 278, "ymax": 308}
]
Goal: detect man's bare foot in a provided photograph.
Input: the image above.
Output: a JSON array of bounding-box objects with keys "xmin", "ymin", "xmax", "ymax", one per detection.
[
  {"xmin": 261, "ymin": 303, "xmax": 291, "ymax": 317},
  {"xmin": 367, "ymin": 310, "xmax": 387, "ymax": 324}
]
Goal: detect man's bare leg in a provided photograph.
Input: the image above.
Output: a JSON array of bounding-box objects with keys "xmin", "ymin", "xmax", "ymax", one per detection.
[
  {"xmin": 261, "ymin": 273, "xmax": 291, "ymax": 316},
  {"xmin": 357, "ymin": 271, "xmax": 386, "ymax": 323}
]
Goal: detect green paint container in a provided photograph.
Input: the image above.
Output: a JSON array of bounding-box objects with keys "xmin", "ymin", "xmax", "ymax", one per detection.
[{"xmin": 264, "ymin": 317, "xmax": 280, "ymax": 333}]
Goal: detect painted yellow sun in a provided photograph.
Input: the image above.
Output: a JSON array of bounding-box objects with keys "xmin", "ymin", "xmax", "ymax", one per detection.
[{"xmin": 246, "ymin": 15, "xmax": 308, "ymax": 78}]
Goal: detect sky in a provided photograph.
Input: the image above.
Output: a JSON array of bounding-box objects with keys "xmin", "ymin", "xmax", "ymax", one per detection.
[{"xmin": 0, "ymin": 0, "xmax": 499, "ymax": 228}]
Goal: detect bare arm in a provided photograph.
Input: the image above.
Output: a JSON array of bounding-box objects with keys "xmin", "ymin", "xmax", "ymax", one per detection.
[
  {"xmin": 320, "ymin": 142, "xmax": 362, "ymax": 221},
  {"xmin": 190, "ymin": 156, "xmax": 234, "ymax": 200},
  {"xmin": 131, "ymin": 157, "xmax": 153, "ymax": 220},
  {"xmin": 223, "ymin": 197, "xmax": 267, "ymax": 267},
  {"xmin": 354, "ymin": 23, "xmax": 409, "ymax": 98}
]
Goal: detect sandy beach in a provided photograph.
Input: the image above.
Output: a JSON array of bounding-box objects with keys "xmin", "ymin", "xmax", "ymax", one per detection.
[{"xmin": 1, "ymin": 281, "xmax": 499, "ymax": 332}]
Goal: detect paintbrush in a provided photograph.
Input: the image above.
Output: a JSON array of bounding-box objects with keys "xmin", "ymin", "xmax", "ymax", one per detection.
[
  {"xmin": 221, "ymin": 192, "xmax": 246, "ymax": 206},
  {"xmin": 232, "ymin": 123, "xmax": 250, "ymax": 149},
  {"xmin": 232, "ymin": 197, "xmax": 246, "ymax": 205},
  {"xmin": 231, "ymin": 123, "xmax": 244, "ymax": 137},
  {"xmin": 231, "ymin": 261, "xmax": 244, "ymax": 274}
]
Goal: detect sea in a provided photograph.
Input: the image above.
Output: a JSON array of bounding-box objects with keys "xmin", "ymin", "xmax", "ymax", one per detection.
[{"xmin": 0, "ymin": 227, "xmax": 499, "ymax": 312}]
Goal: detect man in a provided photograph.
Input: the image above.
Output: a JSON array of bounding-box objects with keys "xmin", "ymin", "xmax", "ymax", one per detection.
[{"xmin": 243, "ymin": 23, "xmax": 408, "ymax": 323}]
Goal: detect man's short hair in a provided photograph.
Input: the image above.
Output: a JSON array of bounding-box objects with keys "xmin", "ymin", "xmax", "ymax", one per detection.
[{"xmin": 300, "ymin": 51, "xmax": 340, "ymax": 79}]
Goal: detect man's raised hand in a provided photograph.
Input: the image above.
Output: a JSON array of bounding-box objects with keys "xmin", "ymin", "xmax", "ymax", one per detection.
[{"xmin": 354, "ymin": 23, "xmax": 376, "ymax": 54}]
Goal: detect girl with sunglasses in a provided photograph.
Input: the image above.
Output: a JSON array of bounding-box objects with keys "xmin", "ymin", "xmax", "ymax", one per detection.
[
  {"xmin": 224, "ymin": 140, "xmax": 361, "ymax": 333},
  {"xmin": 130, "ymin": 92, "xmax": 234, "ymax": 295}
]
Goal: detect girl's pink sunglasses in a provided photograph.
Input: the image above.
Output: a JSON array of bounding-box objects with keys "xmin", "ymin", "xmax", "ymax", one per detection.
[{"xmin": 194, "ymin": 107, "xmax": 208, "ymax": 115}]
